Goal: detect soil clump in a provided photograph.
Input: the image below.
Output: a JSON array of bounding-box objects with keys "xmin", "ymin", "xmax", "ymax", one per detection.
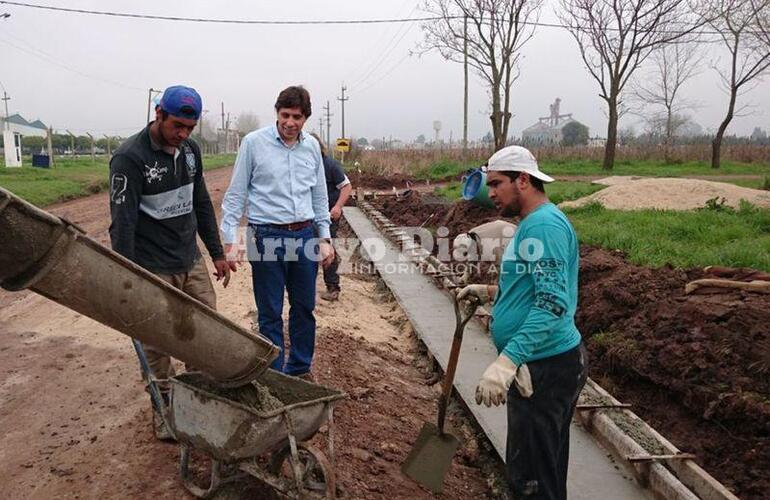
[{"xmin": 578, "ymin": 246, "xmax": 770, "ymax": 499}]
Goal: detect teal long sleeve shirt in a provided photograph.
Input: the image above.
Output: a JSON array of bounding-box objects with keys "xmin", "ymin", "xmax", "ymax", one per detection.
[{"xmin": 490, "ymin": 202, "xmax": 582, "ymax": 366}]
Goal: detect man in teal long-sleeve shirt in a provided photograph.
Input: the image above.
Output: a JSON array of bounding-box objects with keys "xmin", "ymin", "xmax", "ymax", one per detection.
[{"xmin": 457, "ymin": 145, "xmax": 587, "ymax": 500}]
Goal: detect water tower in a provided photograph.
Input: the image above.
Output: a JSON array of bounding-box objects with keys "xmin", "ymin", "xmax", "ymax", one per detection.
[{"xmin": 432, "ymin": 120, "xmax": 442, "ymax": 143}]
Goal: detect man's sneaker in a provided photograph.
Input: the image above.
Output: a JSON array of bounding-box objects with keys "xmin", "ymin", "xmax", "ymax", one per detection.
[
  {"xmin": 320, "ymin": 289, "xmax": 339, "ymax": 301},
  {"xmin": 152, "ymin": 406, "xmax": 175, "ymax": 441}
]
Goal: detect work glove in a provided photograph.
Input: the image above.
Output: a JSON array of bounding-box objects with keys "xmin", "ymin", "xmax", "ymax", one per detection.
[
  {"xmin": 457, "ymin": 284, "xmax": 493, "ymax": 305},
  {"xmin": 475, "ymin": 354, "xmax": 533, "ymax": 407}
]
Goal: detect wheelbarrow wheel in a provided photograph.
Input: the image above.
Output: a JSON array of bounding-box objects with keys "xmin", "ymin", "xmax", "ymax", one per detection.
[
  {"xmin": 179, "ymin": 444, "xmax": 245, "ymax": 499},
  {"xmin": 269, "ymin": 442, "xmax": 336, "ymax": 499}
]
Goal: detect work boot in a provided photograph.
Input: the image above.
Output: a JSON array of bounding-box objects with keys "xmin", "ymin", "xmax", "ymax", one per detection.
[{"xmin": 320, "ymin": 289, "xmax": 340, "ymax": 301}]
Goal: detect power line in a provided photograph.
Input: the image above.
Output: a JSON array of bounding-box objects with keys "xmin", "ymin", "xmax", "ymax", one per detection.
[
  {"xmin": 348, "ymin": 8, "xmax": 418, "ymax": 91},
  {"xmin": 345, "ymin": 3, "xmax": 417, "ymax": 87},
  {"xmin": 0, "ymin": 36, "xmax": 145, "ymax": 91},
  {"xmin": 352, "ymin": 53, "xmax": 413, "ymax": 95},
  {"xmin": 1, "ymin": 1, "xmax": 759, "ymax": 39},
  {"xmin": 0, "ymin": 1, "xmax": 446, "ymax": 25}
]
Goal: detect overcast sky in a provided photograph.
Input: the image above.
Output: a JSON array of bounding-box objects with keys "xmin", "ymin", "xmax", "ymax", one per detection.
[{"xmin": 1, "ymin": 0, "xmax": 768, "ymax": 141}]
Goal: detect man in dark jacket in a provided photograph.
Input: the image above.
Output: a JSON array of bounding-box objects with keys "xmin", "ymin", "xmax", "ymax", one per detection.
[
  {"xmin": 310, "ymin": 133, "xmax": 352, "ymax": 301},
  {"xmin": 109, "ymin": 85, "xmax": 235, "ymax": 438}
]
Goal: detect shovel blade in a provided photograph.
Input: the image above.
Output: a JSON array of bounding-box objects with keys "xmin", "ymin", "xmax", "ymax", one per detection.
[{"xmin": 401, "ymin": 422, "xmax": 460, "ymax": 493}]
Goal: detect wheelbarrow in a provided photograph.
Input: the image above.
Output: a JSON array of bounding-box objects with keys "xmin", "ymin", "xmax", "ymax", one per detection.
[{"xmin": 166, "ymin": 370, "xmax": 346, "ymax": 499}]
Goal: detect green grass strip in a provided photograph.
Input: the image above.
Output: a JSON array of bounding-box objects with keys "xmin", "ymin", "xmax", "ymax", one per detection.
[{"xmin": 565, "ymin": 202, "xmax": 770, "ymax": 271}]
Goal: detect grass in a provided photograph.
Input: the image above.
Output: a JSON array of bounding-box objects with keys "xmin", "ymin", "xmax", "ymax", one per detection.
[
  {"xmin": 410, "ymin": 158, "xmax": 770, "ymax": 182},
  {"xmin": 435, "ymin": 180, "xmax": 605, "ymax": 205},
  {"xmin": 414, "ymin": 159, "xmax": 476, "ymax": 181},
  {"xmin": 728, "ymin": 176, "xmax": 770, "ymax": 190},
  {"xmin": 435, "ymin": 177, "xmax": 770, "ymax": 270},
  {"xmin": 564, "ymin": 201, "xmax": 770, "ymax": 271},
  {"xmin": 540, "ymin": 159, "xmax": 770, "ymax": 177},
  {"xmin": 0, "ymin": 154, "xmax": 236, "ymax": 207}
]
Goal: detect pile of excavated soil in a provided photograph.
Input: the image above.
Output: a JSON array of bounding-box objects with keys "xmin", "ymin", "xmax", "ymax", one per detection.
[
  {"xmin": 578, "ymin": 246, "xmax": 770, "ymax": 499},
  {"xmin": 560, "ymin": 177, "xmax": 770, "ymax": 210},
  {"xmin": 375, "ymin": 192, "xmax": 499, "ymax": 235}
]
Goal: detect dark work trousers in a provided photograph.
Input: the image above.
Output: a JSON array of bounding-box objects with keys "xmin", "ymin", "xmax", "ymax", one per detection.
[
  {"xmin": 506, "ymin": 343, "xmax": 588, "ymax": 500},
  {"xmin": 322, "ymin": 220, "xmax": 341, "ymax": 291}
]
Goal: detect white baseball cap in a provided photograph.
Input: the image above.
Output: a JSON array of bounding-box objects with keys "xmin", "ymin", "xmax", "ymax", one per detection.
[{"xmin": 486, "ymin": 145, "xmax": 555, "ymax": 183}]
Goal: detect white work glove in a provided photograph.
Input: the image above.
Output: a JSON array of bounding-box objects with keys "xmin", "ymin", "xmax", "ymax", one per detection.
[
  {"xmin": 475, "ymin": 354, "xmax": 533, "ymax": 407},
  {"xmin": 456, "ymin": 284, "xmax": 492, "ymax": 305}
]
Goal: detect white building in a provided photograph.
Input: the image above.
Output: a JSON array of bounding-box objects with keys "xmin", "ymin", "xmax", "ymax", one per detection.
[
  {"xmin": 0, "ymin": 113, "xmax": 48, "ymax": 137},
  {"xmin": 522, "ymin": 98, "xmax": 584, "ymax": 145}
]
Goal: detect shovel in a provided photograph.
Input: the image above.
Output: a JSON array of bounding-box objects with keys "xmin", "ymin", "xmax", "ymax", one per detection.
[{"xmin": 402, "ymin": 295, "xmax": 480, "ymax": 493}]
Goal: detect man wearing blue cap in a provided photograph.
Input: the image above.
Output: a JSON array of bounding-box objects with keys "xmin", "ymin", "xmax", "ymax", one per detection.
[{"xmin": 109, "ymin": 85, "xmax": 235, "ymax": 439}]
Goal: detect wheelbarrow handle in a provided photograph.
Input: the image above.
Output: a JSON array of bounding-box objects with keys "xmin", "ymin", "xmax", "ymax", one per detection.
[
  {"xmin": 131, "ymin": 339, "xmax": 167, "ymax": 417},
  {"xmin": 436, "ymin": 297, "xmax": 480, "ymax": 434}
]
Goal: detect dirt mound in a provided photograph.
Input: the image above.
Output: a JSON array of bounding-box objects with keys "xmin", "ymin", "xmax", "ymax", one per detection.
[
  {"xmin": 561, "ymin": 177, "xmax": 770, "ymax": 210},
  {"xmin": 578, "ymin": 246, "xmax": 770, "ymax": 499},
  {"xmin": 375, "ymin": 192, "xmax": 499, "ymax": 235}
]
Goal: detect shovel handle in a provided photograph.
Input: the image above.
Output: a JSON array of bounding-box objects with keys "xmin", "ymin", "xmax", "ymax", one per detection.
[{"xmin": 436, "ymin": 297, "xmax": 479, "ymax": 434}]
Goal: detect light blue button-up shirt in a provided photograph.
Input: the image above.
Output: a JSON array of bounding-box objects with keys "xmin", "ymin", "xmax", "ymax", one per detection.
[{"xmin": 220, "ymin": 125, "xmax": 331, "ymax": 243}]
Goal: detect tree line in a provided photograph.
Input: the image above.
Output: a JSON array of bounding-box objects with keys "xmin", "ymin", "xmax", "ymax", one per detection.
[{"xmin": 421, "ymin": 0, "xmax": 770, "ymax": 169}]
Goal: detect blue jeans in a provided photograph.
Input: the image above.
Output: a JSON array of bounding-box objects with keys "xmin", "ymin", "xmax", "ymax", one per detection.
[{"xmin": 249, "ymin": 224, "xmax": 318, "ymax": 375}]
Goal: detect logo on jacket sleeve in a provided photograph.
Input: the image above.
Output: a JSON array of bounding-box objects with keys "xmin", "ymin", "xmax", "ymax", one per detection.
[
  {"xmin": 111, "ymin": 173, "xmax": 127, "ymax": 204},
  {"xmin": 184, "ymin": 146, "xmax": 197, "ymax": 177}
]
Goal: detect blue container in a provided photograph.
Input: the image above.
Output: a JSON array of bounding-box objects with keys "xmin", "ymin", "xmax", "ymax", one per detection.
[
  {"xmin": 32, "ymin": 154, "xmax": 51, "ymax": 168},
  {"xmin": 461, "ymin": 169, "xmax": 494, "ymax": 208}
]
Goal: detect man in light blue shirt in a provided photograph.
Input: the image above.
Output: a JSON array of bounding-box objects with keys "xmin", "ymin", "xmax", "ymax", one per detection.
[
  {"xmin": 220, "ymin": 86, "xmax": 334, "ymax": 379},
  {"xmin": 457, "ymin": 146, "xmax": 587, "ymax": 500}
]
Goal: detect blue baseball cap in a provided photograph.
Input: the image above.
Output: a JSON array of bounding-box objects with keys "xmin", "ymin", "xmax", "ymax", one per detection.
[{"xmin": 158, "ymin": 85, "xmax": 202, "ymax": 120}]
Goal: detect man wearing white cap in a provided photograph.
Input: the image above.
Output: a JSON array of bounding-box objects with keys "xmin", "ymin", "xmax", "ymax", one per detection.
[{"xmin": 457, "ymin": 145, "xmax": 587, "ymax": 500}]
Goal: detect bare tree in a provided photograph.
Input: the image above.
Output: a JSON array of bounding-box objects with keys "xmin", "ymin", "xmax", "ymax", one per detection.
[
  {"xmin": 236, "ymin": 112, "xmax": 260, "ymax": 136},
  {"xmin": 559, "ymin": 0, "xmax": 705, "ymax": 169},
  {"xmin": 632, "ymin": 43, "xmax": 703, "ymax": 161},
  {"xmin": 421, "ymin": 0, "xmax": 543, "ymax": 151},
  {"xmin": 706, "ymin": 0, "xmax": 770, "ymax": 168}
]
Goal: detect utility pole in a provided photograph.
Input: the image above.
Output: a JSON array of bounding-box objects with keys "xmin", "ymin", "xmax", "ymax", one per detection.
[
  {"xmin": 47, "ymin": 127, "xmax": 55, "ymax": 167},
  {"xmin": 337, "ymin": 85, "xmax": 348, "ymax": 139},
  {"xmin": 324, "ymin": 101, "xmax": 333, "ymax": 149},
  {"xmin": 318, "ymin": 116, "xmax": 324, "ymax": 142},
  {"xmin": 86, "ymin": 132, "xmax": 95, "ymax": 162},
  {"xmin": 66, "ymin": 130, "xmax": 76, "ymax": 157},
  {"xmin": 221, "ymin": 102, "xmax": 226, "ymax": 130},
  {"xmin": 146, "ymin": 88, "xmax": 160, "ymax": 124},
  {"xmin": 225, "ymin": 112, "xmax": 231, "ymax": 154},
  {"xmin": 2, "ymin": 91, "xmax": 10, "ymax": 131},
  {"xmin": 463, "ymin": 14, "xmax": 469, "ymax": 159},
  {"xmin": 103, "ymin": 134, "xmax": 111, "ymax": 157},
  {"xmin": 199, "ymin": 109, "xmax": 208, "ymax": 142}
]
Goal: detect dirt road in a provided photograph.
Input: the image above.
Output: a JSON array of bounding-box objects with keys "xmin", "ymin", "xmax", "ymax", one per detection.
[{"xmin": 0, "ymin": 167, "xmax": 496, "ymax": 499}]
